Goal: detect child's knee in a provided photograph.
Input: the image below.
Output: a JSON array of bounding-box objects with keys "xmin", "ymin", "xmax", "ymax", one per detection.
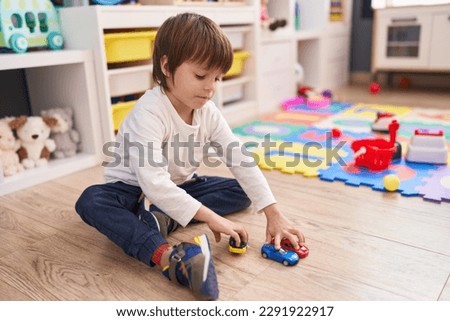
[{"xmin": 75, "ymin": 185, "xmax": 102, "ymax": 217}]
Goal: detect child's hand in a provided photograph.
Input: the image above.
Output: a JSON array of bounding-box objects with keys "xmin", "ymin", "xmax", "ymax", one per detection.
[
  {"xmin": 264, "ymin": 204, "xmax": 305, "ymax": 250},
  {"xmin": 194, "ymin": 205, "xmax": 248, "ymax": 246}
]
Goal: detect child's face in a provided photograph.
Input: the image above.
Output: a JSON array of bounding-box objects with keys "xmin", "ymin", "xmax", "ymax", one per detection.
[{"xmin": 164, "ymin": 59, "xmax": 223, "ymax": 112}]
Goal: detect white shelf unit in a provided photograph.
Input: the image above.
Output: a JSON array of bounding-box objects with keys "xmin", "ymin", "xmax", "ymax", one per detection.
[
  {"xmin": 258, "ymin": 0, "xmax": 353, "ymax": 113},
  {"xmin": 59, "ymin": 3, "xmax": 259, "ymax": 138},
  {"xmin": 0, "ymin": 50, "xmax": 103, "ymax": 195}
]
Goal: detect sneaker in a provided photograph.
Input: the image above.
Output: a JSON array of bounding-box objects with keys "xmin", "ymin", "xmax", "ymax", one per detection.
[
  {"xmin": 162, "ymin": 234, "xmax": 219, "ymax": 300},
  {"xmin": 137, "ymin": 194, "xmax": 179, "ymax": 238}
]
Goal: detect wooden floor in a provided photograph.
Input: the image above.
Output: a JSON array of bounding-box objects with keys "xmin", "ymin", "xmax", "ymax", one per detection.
[{"xmin": 1, "ymin": 85, "xmax": 450, "ymax": 301}]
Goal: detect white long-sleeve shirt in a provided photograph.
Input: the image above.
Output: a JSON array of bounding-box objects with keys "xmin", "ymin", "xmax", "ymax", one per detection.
[{"xmin": 104, "ymin": 86, "xmax": 276, "ymax": 227}]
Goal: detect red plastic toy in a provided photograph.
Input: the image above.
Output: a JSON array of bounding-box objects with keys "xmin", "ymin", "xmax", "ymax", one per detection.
[
  {"xmin": 331, "ymin": 128, "xmax": 342, "ymax": 138},
  {"xmin": 298, "ymin": 86, "xmax": 314, "ymax": 97},
  {"xmin": 369, "ymin": 82, "xmax": 381, "ymax": 94},
  {"xmin": 351, "ymin": 120, "xmax": 400, "ymax": 171},
  {"xmin": 271, "ymin": 238, "xmax": 309, "ymax": 259},
  {"xmin": 399, "ymin": 76, "xmax": 411, "ymax": 89}
]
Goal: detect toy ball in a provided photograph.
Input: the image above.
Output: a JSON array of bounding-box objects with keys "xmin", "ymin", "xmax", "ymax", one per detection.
[
  {"xmin": 321, "ymin": 89, "xmax": 333, "ymax": 98},
  {"xmin": 331, "ymin": 128, "xmax": 342, "ymax": 138},
  {"xmin": 383, "ymin": 174, "xmax": 400, "ymax": 192},
  {"xmin": 399, "ymin": 76, "xmax": 411, "ymax": 89},
  {"xmin": 369, "ymin": 82, "xmax": 381, "ymax": 94}
]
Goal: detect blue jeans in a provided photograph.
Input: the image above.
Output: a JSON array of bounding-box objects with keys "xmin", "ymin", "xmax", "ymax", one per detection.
[{"xmin": 75, "ymin": 175, "xmax": 251, "ymax": 266}]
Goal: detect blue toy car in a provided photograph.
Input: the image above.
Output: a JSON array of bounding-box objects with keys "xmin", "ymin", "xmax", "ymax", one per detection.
[{"xmin": 261, "ymin": 244, "xmax": 299, "ymax": 266}]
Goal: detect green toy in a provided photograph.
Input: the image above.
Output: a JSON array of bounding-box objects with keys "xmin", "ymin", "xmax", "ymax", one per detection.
[{"xmin": 0, "ymin": 0, "xmax": 64, "ymax": 53}]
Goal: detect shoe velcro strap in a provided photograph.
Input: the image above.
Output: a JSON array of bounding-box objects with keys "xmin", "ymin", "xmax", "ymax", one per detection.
[{"xmin": 169, "ymin": 248, "xmax": 185, "ymax": 285}]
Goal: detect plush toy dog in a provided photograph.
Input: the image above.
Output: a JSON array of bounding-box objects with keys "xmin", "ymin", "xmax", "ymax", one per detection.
[
  {"xmin": 0, "ymin": 117, "xmax": 24, "ymax": 176},
  {"xmin": 41, "ymin": 107, "xmax": 80, "ymax": 159},
  {"xmin": 10, "ymin": 116, "xmax": 57, "ymax": 169}
]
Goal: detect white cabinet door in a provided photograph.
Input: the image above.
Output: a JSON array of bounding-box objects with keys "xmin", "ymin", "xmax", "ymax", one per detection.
[
  {"xmin": 374, "ymin": 12, "xmax": 433, "ymax": 70},
  {"xmin": 259, "ymin": 40, "xmax": 295, "ymax": 113},
  {"xmin": 260, "ymin": 70, "xmax": 295, "ymax": 113},
  {"xmin": 429, "ymin": 12, "xmax": 450, "ymax": 70},
  {"xmin": 260, "ymin": 41, "xmax": 292, "ymax": 74}
]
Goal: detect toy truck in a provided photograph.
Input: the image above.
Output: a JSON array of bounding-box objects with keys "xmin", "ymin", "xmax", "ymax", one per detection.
[{"xmin": 406, "ymin": 129, "xmax": 448, "ymax": 164}]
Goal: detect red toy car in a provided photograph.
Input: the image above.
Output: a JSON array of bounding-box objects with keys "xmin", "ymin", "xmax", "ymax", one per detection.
[{"xmin": 271, "ymin": 238, "xmax": 309, "ymax": 259}]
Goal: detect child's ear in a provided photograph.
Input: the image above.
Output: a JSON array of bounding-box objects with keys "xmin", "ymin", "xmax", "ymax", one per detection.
[{"xmin": 161, "ymin": 55, "xmax": 170, "ymax": 77}]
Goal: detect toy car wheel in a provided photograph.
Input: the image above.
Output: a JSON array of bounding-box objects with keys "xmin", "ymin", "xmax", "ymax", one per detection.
[
  {"xmin": 9, "ymin": 34, "xmax": 28, "ymax": 53},
  {"xmin": 283, "ymin": 260, "xmax": 289, "ymax": 266},
  {"xmin": 47, "ymin": 32, "xmax": 64, "ymax": 50},
  {"xmin": 262, "ymin": 252, "xmax": 268, "ymax": 259}
]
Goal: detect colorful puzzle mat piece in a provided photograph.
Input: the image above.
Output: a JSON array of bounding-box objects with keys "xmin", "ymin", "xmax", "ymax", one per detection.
[
  {"xmin": 397, "ymin": 121, "xmax": 450, "ymax": 142},
  {"xmin": 234, "ymin": 129, "xmax": 346, "ymax": 177},
  {"xmin": 263, "ymin": 100, "xmax": 352, "ymax": 126},
  {"xmin": 406, "ymin": 107, "xmax": 450, "ymax": 125},
  {"xmin": 315, "ymin": 103, "xmax": 412, "ymax": 133},
  {"xmin": 239, "ymin": 127, "xmax": 362, "ymax": 177},
  {"xmin": 252, "ymin": 140, "xmax": 348, "ymax": 177},
  {"xmin": 314, "ymin": 115, "xmax": 373, "ymax": 133},
  {"xmin": 262, "ymin": 111, "xmax": 329, "ymax": 126},
  {"xmin": 415, "ymin": 166, "xmax": 450, "ymax": 202},
  {"xmin": 232, "ymin": 120, "xmax": 306, "ymax": 141},
  {"xmin": 319, "ymin": 160, "xmax": 439, "ymax": 197},
  {"xmin": 342, "ymin": 103, "xmax": 412, "ymax": 119},
  {"xmin": 284, "ymin": 127, "xmax": 372, "ymax": 162},
  {"xmin": 281, "ymin": 97, "xmax": 352, "ymax": 114}
]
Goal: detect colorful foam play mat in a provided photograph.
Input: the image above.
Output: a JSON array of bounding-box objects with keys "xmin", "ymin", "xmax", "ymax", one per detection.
[{"xmin": 232, "ymin": 97, "xmax": 450, "ymax": 203}]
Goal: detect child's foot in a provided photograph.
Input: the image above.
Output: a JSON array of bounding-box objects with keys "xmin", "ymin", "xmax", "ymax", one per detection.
[
  {"xmin": 137, "ymin": 196, "xmax": 179, "ymax": 238},
  {"xmin": 150, "ymin": 210, "xmax": 179, "ymax": 238},
  {"xmin": 163, "ymin": 234, "xmax": 219, "ymax": 300}
]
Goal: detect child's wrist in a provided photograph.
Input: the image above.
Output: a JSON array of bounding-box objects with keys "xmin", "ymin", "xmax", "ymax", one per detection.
[
  {"xmin": 263, "ymin": 204, "xmax": 280, "ymax": 218},
  {"xmin": 193, "ymin": 205, "xmax": 216, "ymax": 223}
]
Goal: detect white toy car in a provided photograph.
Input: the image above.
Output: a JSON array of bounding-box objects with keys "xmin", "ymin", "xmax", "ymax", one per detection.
[
  {"xmin": 406, "ymin": 129, "xmax": 448, "ymax": 164},
  {"xmin": 371, "ymin": 112, "xmax": 398, "ymax": 132}
]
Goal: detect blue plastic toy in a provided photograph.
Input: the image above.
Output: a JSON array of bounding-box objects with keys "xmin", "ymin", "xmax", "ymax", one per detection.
[
  {"xmin": 261, "ymin": 244, "xmax": 299, "ymax": 266},
  {"xmin": 0, "ymin": 0, "xmax": 64, "ymax": 53}
]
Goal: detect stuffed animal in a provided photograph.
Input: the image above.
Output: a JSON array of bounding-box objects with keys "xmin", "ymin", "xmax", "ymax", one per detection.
[
  {"xmin": 0, "ymin": 117, "xmax": 24, "ymax": 176},
  {"xmin": 10, "ymin": 116, "xmax": 57, "ymax": 169},
  {"xmin": 41, "ymin": 107, "xmax": 80, "ymax": 159},
  {"xmin": 260, "ymin": 0, "xmax": 287, "ymax": 31}
]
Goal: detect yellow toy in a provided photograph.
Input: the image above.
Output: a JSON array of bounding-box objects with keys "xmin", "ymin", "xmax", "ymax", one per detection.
[
  {"xmin": 228, "ymin": 237, "xmax": 247, "ymax": 254},
  {"xmin": 383, "ymin": 174, "xmax": 400, "ymax": 192}
]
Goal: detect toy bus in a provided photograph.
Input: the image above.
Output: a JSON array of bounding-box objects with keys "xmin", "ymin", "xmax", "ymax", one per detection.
[{"xmin": 0, "ymin": 0, "xmax": 64, "ymax": 53}]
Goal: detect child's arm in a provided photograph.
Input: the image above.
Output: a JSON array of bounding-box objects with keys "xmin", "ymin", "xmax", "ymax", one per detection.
[
  {"xmin": 264, "ymin": 203, "xmax": 305, "ymax": 250},
  {"xmin": 194, "ymin": 205, "xmax": 248, "ymax": 247}
]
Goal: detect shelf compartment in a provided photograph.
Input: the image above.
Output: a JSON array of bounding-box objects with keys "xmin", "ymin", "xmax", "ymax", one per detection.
[
  {"xmin": 225, "ymin": 50, "xmax": 250, "ymax": 78},
  {"xmin": 223, "ymin": 81, "xmax": 244, "ymax": 104},
  {"xmin": 0, "ymin": 50, "xmax": 93, "ymax": 71},
  {"xmin": 0, "ymin": 153, "xmax": 99, "ymax": 195},
  {"xmin": 104, "ymin": 31, "xmax": 157, "ymax": 64},
  {"xmin": 108, "ymin": 65, "xmax": 152, "ymax": 97},
  {"xmin": 221, "ymin": 75, "xmax": 251, "ymax": 104},
  {"xmin": 0, "ymin": 56, "xmax": 103, "ymax": 194},
  {"xmin": 111, "ymin": 100, "xmax": 137, "ymax": 131},
  {"xmin": 138, "ymin": 0, "xmax": 247, "ymax": 5},
  {"xmin": 220, "ymin": 99, "xmax": 257, "ymax": 126},
  {"xmin": 222, "ymin": 26, "xmax": 251, "ymax": 50}
]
